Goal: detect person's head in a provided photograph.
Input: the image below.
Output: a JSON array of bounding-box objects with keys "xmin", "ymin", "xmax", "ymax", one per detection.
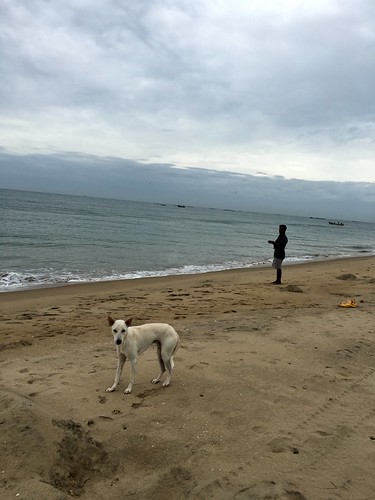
[{"xmin": 279, "ymin": 224, "xmax": 287, "ymax": 234}]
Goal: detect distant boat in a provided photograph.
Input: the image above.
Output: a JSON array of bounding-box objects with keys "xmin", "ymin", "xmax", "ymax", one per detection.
[
  {"xmin": 328, "ymin": 221, "xmax": 344, "ymax": 226},
  {"xmin": 177, "ymin": 204, "xmax": 186, "ymax": 208}
]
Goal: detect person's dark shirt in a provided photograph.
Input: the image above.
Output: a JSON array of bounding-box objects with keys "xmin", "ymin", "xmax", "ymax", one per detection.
[{"xmin": 273, "ymin": 234, "xmax": 288, "ymax": 259}]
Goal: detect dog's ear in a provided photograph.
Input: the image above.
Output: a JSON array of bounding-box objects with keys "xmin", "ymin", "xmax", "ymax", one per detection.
[
  {"xmin": 125, "ymin": 318, "xmax": 133, "ymax": 327},
  {"xmin": 108, "ymin": 316, "xmax": 115, "ymax": 326}
]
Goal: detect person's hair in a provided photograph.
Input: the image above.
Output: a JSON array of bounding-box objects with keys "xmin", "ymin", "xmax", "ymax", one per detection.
[{"xmin": 279, "ymin": 224, "xmax": 287, "ymax": 232}]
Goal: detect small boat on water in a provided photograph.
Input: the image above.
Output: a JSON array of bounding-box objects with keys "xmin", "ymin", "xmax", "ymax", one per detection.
[{"xmin": 328, "ymin": 221, "xmax": 344, "ymax": 226}]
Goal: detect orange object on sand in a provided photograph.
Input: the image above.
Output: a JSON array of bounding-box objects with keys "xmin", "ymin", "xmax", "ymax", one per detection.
[{"xmin": 338, "ymin": 298, "xmax": 357, "ymax": 308}]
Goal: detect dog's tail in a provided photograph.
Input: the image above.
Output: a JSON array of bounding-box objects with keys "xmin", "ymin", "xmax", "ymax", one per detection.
[{"xmin": 170, "ymin": 336, "xmax": 180, "ymax": 370}]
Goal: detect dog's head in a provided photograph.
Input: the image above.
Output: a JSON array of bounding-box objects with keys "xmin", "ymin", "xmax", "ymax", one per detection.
[{"xmin": 108, "ymin": 316, "xmax": 133, "ymax": 345}]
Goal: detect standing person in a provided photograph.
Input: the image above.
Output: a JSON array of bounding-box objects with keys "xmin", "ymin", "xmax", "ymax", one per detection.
[{"xmin": 268, "ymin": 224, "xmax": 288, "ymax": 285}]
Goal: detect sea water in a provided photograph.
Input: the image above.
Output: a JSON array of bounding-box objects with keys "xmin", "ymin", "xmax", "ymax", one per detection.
[{"xmin": 1, "ymin": 189, "xmax": 374, "ymax": 292}]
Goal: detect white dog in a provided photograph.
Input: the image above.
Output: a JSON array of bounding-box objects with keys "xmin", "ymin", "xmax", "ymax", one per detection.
[{"xmin": 106, "ymin": 316, "xmax": 180, "ymax": 394}]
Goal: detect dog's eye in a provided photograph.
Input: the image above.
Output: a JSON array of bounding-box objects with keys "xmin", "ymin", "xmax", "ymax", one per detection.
[
  {"xmin": 121, "ymin": 329, "xmax": 125, "ymax": 333},
  {"xmin": 113, "ymin": 329, "xmax": 117, "ymax": 333}
]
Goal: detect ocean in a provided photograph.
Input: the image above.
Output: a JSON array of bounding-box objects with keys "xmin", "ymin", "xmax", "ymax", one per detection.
[{"xmin": 1, "ymin": 189, "xmax": 374, "ymax": 292}]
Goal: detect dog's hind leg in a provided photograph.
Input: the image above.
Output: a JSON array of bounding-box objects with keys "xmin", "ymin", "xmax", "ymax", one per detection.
[
  {"xmin": 106, "ymin": 352, "xmax": 126, "ymax": 392},
  {"xmin": 162, "ymin": 337, "xmax": 179, "ymax": 386},
  {"xmin": 162, "ymin": 356, "xmax": 173, "ymax": 387},
  {"xmin": 151, "ymin": 341, "xmax": 165, "ymax": 384}
]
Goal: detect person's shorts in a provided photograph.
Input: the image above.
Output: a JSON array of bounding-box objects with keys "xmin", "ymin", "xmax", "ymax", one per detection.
[{"xmin": 272, "ymin": 258, "xmax": 284, "ymax": 269}]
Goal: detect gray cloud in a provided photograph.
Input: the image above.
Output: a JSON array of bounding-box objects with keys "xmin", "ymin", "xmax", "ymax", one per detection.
[{"xmin": 1, "ymin": 150, "xmax": 374, "ymax": 222}]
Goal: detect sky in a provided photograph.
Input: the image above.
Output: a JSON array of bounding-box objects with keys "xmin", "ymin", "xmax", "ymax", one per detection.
[{"xmin": 0, "ymin": 0, "xmax": 374, "ymax": 222}]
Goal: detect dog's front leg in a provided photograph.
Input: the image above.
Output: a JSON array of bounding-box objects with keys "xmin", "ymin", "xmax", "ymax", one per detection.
[
  {"xmin": 124, "ymin": 358, "xmax": 137, "ymax": 394},
  {"xmin": 106, "ymin": 352, "xmax": 126, "ymax": 392}
]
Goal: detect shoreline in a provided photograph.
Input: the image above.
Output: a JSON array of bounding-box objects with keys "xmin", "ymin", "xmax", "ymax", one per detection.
[
  {"xmin": 1, "ymin": 255, "xmax": 375, "ymax": 498},
  {"xmin": 1, "ymin": 254, "xmax": 373, "ymax": 300}
]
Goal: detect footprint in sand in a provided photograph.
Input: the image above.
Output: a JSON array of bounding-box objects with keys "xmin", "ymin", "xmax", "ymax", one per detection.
[
  {"xmin": 188, "ymin": 362, "xmax": 209, "ymax": 370},
  {"xmin": 267, "ymin": 436, "xmax": 300, "ymax": 455},
  {"xmin": 233, "ymin": 480, "xmax": 307, "ymax": 500}
]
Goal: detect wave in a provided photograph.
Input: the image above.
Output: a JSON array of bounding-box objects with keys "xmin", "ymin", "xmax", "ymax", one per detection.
[
  {"xmin": 2, "ymin": 250, "xmax": 374, "ymax": 292},
  {"xmin": 1, "ymin": 263, "xmax": 260, "ymax": 292}
]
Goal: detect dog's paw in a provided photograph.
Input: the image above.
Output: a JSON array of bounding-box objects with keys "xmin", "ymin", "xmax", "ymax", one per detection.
[
  {"xmin": 106, "ymin": 386, "xmax": 116, "ymax": 392},
  {"xmin": 151, "ymin": 378, "xmax": 161, "ymax": 384},
  {"xmin": 124, "ymin": 387, "xmax": 132, "ymax": 394},
  {"xmin": 162, "ymin": 380, "xmax": 170, "ymax": 387}
]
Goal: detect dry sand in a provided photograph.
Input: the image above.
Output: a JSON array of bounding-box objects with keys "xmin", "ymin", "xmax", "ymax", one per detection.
[{"xmin": 0, "ymin": 257, "xmax": 374, "ymax": 500}]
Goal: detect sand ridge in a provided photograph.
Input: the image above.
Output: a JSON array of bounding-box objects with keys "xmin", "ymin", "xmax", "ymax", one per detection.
[{"xmin": 0, "ymin": 257, "xmax": 374, "ymax": 499}]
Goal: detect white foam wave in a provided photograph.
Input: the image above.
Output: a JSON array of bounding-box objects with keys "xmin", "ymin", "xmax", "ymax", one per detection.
[
  {"xmin": 1, "ymin": 250, "xmax": 373, "ymax": 292},
  {"xmin": 1, "ymin": 260, "xmax": 271, "ymax": 292}
]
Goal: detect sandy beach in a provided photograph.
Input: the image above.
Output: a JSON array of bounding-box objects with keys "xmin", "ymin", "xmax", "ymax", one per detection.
[{"xmin": 1, "ymin": 256, "xmax": 374, "ymax": 499}]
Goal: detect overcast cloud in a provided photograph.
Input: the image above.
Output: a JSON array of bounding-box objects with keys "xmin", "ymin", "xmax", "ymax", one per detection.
[{"xmin": 0, "ymin": 0, "xmax": 374, "ymax": 221}]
